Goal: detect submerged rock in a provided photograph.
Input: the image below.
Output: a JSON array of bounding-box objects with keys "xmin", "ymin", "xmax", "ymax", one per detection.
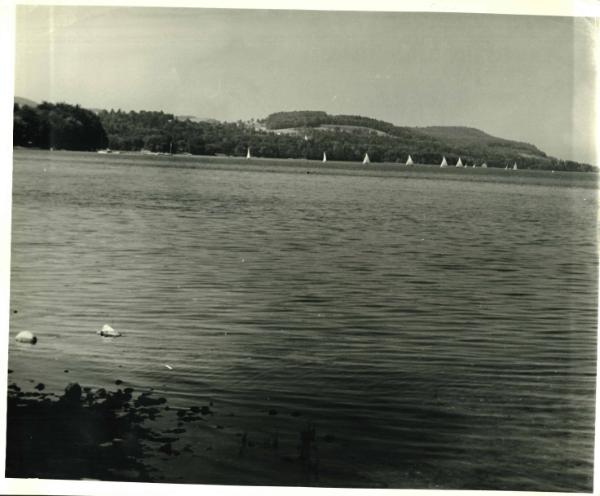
[
  {"xmin": 15, "ymin": 331, "xmax": 37, "ymax": 344},
  {"xmin": 97, "ymin": 324, "xmax": 121, "ymax": 337}
]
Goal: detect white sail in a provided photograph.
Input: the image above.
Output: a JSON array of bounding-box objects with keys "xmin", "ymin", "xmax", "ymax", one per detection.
[
  {"xmin": 513, "ymin": 162, "xmax": 518, "ymax": 170},
  {"xmin": 363, "ymin": 153, "xmax": 370, "ymax": 164},
  {"xmin": 246, "ymin": 147, "xmax": 251, "ymax": 159},
  {"xmin": 456, "ymin": 157, "xmax": 463, "ymax": 168},
  {"xmin": 440, "ymin": 156, "xmax": 448, "ymax": 167},
  {"xmin": 481, "ymin": 162, "xmax": 488, "ymax": 168},
  {"xmin": 406, "ymin": 155, "xmax": 414, "ymax": 166},
  {"xmin": 505, "ymin": 165, "xmax": 508, "ymax": 170},
  {"xmin": 472, "ymin": 163, "xmax": 476, "ymax": 168},
  {"xmin": 323, "ymin": 152, "xmax": 327, "ymax": 163}
]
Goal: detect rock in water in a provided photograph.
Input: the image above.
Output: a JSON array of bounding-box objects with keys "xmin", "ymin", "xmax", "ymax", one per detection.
[
  {"xmin": 15, "ymin": 331, "xmax": 37, "ymax": 344},
  {"xmin": 62, "ymin": 382, "xmax": 82, "ymax": 405},
  {"xmin": 97, "ymin": 324, "xmax": 121, "ymax": 337}
]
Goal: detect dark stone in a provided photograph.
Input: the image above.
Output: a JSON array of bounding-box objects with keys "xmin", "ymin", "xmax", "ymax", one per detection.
[
  {"xmin": 64, "ymin": 370, "xmax": 69, "ymax": 373},
  {"xmin": 190, "ymin": 406, "xmax": 200, "ymax": 413},
  {"xmin": 95, "ymin": 388, "xmax": 107, "ymax": 399},
  {"xmin": 200, "ymin": 406, "xmax": 211, "ymax": 415},
  {"xmin": 134, "ymin": 393, "xmax": 166, "ymax": 408},
  {"xmin": 115, "ymin": 380, "xmax": 123, "ymax": 385},
  {"xmin": 158, "ymin": 443, "xmax": 172, "ymax": 455},
  {"xmin": 62, "ymin": 383, "xmax": 82, "ymax": 404},
  {"xmin": 8, "ymin": 369, "xmax": 13, "ymax": 374},
  {"xmin": 34, "ymin": 383, "xmax": 45, "ymax": 391}
]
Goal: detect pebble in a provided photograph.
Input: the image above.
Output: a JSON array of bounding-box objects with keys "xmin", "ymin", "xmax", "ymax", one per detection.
[
  {"xmin": 15, "ymin": 330, "xmax": 37, "ymax": 344},
  {"xmin": 97, "ymin": 324, "xmax": 121, "ymax": 337}
]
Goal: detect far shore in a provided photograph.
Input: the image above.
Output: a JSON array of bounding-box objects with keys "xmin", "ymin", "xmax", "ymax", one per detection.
[
  {"xmin": 12, "ymin": 148, "xmax": 599, "ymax": 190},
  {"xmin": 14, "ymin": 147, "xmax": 599, "ymax": 170}
]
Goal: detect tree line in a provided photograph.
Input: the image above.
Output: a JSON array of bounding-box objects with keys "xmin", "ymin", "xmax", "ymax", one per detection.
[
  {"xmin": 12, "ymin": 102, "xmax": 595, "ymax": 172},
  {"xmin": 13, "ymin": 102, "xmax": 108, "ymax": 151}
]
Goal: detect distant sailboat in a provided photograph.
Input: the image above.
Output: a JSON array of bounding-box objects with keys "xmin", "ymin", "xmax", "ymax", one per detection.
[
  {"xmin": 481, "ymin": 162, "xmax": 488, "ymax": 168},
  {"xmin": 456, "ymin": 157, "xmax": 464, "ymax": 168},
  {"xmin": 363, "ymin": 153, "xmax": 370, "ymax": 164},
  {"xmin": 472, "ymin": 163, "xmax": 476, "ymax": 168},
  {"xmin": 246, "ymin": 147, "xmax": 251, "ymax": 159},
  {"xmin": 323, "ymin": 152, "xmax": 327, "ymax": 163},
  {"xmin": 406, "ymin": 155, "xmax": 414, "ymax": 166},
  {"xmin": 440, "ymin": 156, "xmax": 448, "ymax": 168},
  {"xmin": 513, "ymin": 162, "xmax": 518, "ymax": 170}
]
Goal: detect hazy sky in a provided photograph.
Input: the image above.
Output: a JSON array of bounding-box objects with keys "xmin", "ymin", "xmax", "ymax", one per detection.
[{"xmin": 14, "ymin": 5, "xmax": 597, "ymax": 164}]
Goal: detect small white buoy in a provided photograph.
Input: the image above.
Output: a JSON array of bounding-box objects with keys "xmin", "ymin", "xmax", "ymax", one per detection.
[
  {"xmin": 164, "ymin": 364, "xmax": 173, "ymax": 370},
  {"xmin": 97, "ymin": 324, "xmax": 121, "ymax": 337},
  {"xmin": 15, "ymin": 330, "xmax": 37, "ymax": 344}
]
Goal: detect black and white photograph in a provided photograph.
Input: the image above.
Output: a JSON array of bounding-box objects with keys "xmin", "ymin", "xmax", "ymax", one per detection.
[{"xmin": 2, "ymin": 1, "xmax": 598, "ymax": 493}]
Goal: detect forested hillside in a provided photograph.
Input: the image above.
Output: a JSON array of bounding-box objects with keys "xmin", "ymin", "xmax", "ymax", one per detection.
[
  {"xmin": 13, "ymin": 102, "xmax": 108, "ymax": 151},
  {"xmin": 13, "ymin": 101, "xmax": 594, "ymax": 171}
]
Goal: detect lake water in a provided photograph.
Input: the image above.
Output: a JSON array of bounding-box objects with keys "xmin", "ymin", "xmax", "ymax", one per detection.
[{"xmin": 8, "ymin": 149, "xmax": 598, "ymax": 490}]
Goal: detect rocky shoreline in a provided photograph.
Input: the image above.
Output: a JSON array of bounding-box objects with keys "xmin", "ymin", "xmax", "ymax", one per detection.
[{"xmin": 6, "ymin": 374, "xmax": 370, "ymax": 486}]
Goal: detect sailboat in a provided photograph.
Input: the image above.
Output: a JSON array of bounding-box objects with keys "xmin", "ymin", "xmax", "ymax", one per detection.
[
  {"xmin": 440, "ymin": 156, "xmax": 448, "ymax": 168},
  {"xmin": 246, "ymin": 147, "xmax": 251, "ymax": 159},
  {"xmin": 363, "ymin": 153, "xmax": 370, "ymax": 164},
  {"xmin": 481, "ymin": 162, "xmax": 488, "ymax": 168},
  {"xmin": 323, "ymin": 152, "xmax": 327, "ymax": 163},
  {"xmin": 406, "ymin": 155, "xmax": 414, "ymax": 166},
  {"xmin": 456, "ymin": 157, "xmax": 464, "ymax": 168},
  {"xmin": 472, "ymin": 163, "xmax": 476, "ymax": 168},
  {"xmin": 513, "ymin": 162, "xmax": 518, "ymax": 170}
]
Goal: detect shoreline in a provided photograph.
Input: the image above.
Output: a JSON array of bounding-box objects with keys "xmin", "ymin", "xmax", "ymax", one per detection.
[
  {"xmin": 13, "ymin": 146, "xmax": 599, "ymax": 174},
  {"xmin": 6, "ymin": 374, "xmax": 379, "ymax": 487},
  {"xmin": 11, "ymin": 148, "xmax": 598, "ymax": 192}
]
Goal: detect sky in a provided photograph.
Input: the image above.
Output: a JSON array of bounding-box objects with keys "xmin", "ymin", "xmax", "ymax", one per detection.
[{"xmin": 13, "ymin": 5, "xmax": 598, "ymax": 164}]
